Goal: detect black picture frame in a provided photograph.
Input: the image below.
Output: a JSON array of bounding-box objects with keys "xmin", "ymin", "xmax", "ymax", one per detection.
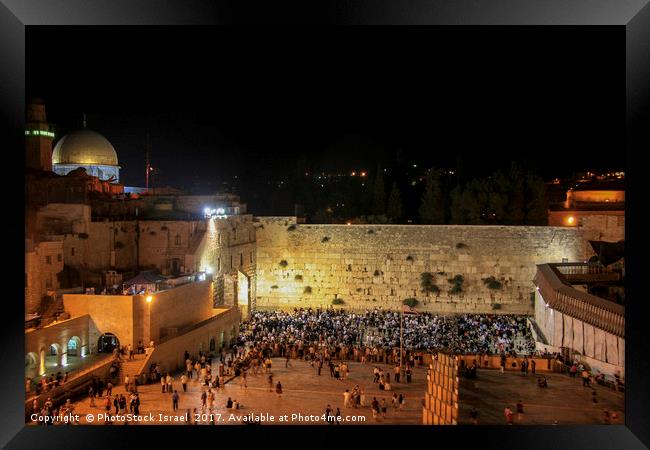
[{"xmin": 2, "ymin": 1, "xmax": 648, "ymax": 448}]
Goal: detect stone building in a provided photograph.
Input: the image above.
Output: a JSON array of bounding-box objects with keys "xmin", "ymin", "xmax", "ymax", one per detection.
[{"xmin": 548, "ymin": 181, "xmax": 625, "ymax": 242}]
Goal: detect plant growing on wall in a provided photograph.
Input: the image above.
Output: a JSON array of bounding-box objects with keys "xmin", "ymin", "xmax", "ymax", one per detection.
[
  {"xmin": 402, "ymin": 298, "xmax": 419, "ymax": 308},
  {"xmin": 373, "ymin": 270, "xmax": 381, "ymax": 276},
  {"xmin": 287, "ymin": 225, "xmax": 297, "ymax": 231},
  {"xmin": 279, "ymin": 260, "xmax": 288, "ymax": 268},
  {"xmin": 456, "ymin": 242, "xmax": 468, "ymax": 249},
  {"xmin": 321, "ymin": 236, "xmax": 330, "ymax": 243},
  {"xmin": 482, "ymin": 276, "xmax": 503, "ymax": 290},
  {"xmin": 114, "ymin": 241, "xmax": 125, "ymax": 249},
  {"xmin": 356, "ymin": 287, "xmax": 363, "ymax": 292},
  {"xmin": 304, "ymin": 286, "xmax": 312, "ymax": 294},
  {"xmin": 447, "ymin": 274, "xmax": 465, "ymax": 295},
  {"xmin": 420, "ymin": 272, "xmax": 440, "ymax": 294},
  {"xmin": 368, "ymin": 229, "xmax": 375, "ymax": 234},
  {"xmin": 271, "ymin": 285, "xmax": 279, "ymax": 289},
  {"xmin": 406, "ymin": 255, "xmax": 414, "ymax": 262},
  {"xmin": 332, "ymin": 298, "xmax": 345, "ymax": 305},
  {"xmin": 492, "ymin": 303, "xmax": 502, "ymax": 310},
  {"xmin": 294, "ymin": 274, "xmax": 303, "ymax": 281}
]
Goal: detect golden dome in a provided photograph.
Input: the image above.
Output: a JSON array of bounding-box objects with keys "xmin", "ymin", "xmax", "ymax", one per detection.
[{"xmin": 52, "ymin": 129, "xmax": 118, "ymax": 166}]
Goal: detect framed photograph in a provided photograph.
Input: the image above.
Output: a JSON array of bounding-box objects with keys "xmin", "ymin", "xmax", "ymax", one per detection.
[{"xmin": 2, "ymin": 0, "xmax": 648, "ymax": 448}]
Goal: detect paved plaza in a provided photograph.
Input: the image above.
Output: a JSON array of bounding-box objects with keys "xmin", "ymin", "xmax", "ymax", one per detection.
[
  {"xmin": 63, "ymin": 359, "xmax": 429, "ymax": 425},
  {"xmin": 31, "ymin": 357, "xmax": 626, "ymax": 427},
  {"xmin": 458, "ymin": 369, "xmax": 625, "ymax": 425}
]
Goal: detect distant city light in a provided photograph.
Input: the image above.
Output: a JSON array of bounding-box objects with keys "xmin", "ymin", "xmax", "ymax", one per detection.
[
  {"xmin": 360, "ymin": 171, "xmax": 367, "ymax": 177},
  {"xmin": 351, "ymin": 171, "xmax": 356, "ymax": 176},
  {"xmin": 346, "ymin": 221, "xmax": 352, "ymax": 226}
]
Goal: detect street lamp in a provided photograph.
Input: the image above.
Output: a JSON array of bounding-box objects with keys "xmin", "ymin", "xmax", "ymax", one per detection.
[{"xmin": 146, "ymin": 295, "xmax": 153, "ymax": 303}]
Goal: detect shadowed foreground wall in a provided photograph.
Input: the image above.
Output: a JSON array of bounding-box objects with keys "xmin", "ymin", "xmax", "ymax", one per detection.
[{"xmin": 254, "ymin": 217, "xmax": 594, "ymax": 314}]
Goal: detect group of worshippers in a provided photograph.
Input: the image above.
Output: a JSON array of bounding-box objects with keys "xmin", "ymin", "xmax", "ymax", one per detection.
[{"xmin": 236, "ymin": 308, "xmax": 536, "ymax": 357}]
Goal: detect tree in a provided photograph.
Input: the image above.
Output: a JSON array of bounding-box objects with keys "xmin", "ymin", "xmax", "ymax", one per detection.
[
  {"xmin": 419, "ymin": 168, "xmax": 446, "ymax": 224},
  {"xmin": 387, "ymin": 182, "xmax": 403, "ymax": 222},
  {"xmin": 450, "ymin": 184, "xmax": 465, "ymax": 224},
  {"xmin": 525, "ymin": 171, "xmax": 548, "ymax": 225},
  {"xmin": 371, "ymin": 162, "xmax": 386, "ymax": 216}
]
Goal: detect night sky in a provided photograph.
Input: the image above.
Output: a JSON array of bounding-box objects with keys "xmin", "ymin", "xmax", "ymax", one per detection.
[{"xmin": 27, "ymin": 26, "xmax": 624, "ymax": 207}]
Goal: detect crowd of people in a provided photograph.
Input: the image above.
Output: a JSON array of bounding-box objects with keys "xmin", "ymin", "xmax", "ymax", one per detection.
[{"xmin": 236, "ymin": 308, "xmax": 536, "ymax": 357}]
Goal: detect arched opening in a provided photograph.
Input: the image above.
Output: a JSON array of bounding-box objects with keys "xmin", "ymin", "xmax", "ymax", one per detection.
[
  {"xmin": 67, "ymin": 336, "xmax": 81, "ymax": 357},
  {"xmin": 47, "ymin": 343, "xmax": 63, "ymax": 369},
  {"xmin": 97, "ymin": 333, "xmax": 120, "ymax": 353},
  {"xmin": 25, "ymin": 352, "xmax": 39, "ymax": 379}
]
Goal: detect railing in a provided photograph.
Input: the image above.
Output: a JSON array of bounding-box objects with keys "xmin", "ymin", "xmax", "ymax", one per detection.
[
  {"xmin": 551, "ymin": 262, "xmax": 622, "ymax": 283},
  {"xmin": 534, "ymin": 264, "xmax": 624, "ymax": 338}
]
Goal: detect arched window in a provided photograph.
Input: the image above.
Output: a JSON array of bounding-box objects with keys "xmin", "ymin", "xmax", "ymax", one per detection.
[{"xmin": 175, "ymin": 235, "xmax": 181, "ymax": 245}]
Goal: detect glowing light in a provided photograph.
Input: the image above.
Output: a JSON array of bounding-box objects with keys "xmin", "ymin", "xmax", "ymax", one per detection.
[
  {"xmin": 145, "ymin": 295, "xmax": 153, "ymax": 303},
  {"xmin": 203, "ymin": 207, "xmax": 212, "ymax": 217},
  {"xmin": 346, "ymin": 221, "xmax": 352, "ymax": 226},
  {"xmin": 206, "ymin": 266, "xmax": 213, "ymax": 274},
  {"xmin": 360, "ymin": 171, "xmax": 367, "ymax": 177},
  {"xmin": 25, "ymin": 129, "xmax": 55, "ymax": 138},
  {"xmin": 215, "ymin": 208, "xmax": 225, "ymax": 215},
  {"xmin": 351, "ymin": 171, "xmax": 356, "ymax": 176},
  {"xmin": 567, "ymin": 216, "xmax": 575, "ymax": 225}
]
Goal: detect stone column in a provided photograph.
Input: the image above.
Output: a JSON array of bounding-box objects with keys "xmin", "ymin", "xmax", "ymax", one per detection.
[{"xmin": 39, "ymin": 349, "xmax": 46, "ymax": 376}]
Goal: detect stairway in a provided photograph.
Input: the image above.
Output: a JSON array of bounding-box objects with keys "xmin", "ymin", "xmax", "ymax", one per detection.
[{"xmin": 116, "ymin": 353, "xmax": 149, "ymax": 385}]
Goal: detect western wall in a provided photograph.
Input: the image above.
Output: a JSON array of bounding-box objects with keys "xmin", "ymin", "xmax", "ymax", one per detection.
[{"xmin": 254, "ymin": 217, "xmax": 597, "ymax": 315}]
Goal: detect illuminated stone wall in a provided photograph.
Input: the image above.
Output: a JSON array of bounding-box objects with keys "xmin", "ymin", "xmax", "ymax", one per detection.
[
  {"xmin": 25, "ymin": 239, "xmax": 65, "ymax": 314},
  {"xmin": 254, "ymin": 217, "xmax": 594, "ymax": 314}
]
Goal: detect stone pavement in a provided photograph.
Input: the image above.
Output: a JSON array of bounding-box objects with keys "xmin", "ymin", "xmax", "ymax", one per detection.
[
  {"xmin": 64, "ymin": 358, "xmax": 428, "ymax": 425},
  {"xmin": 458, "ymin": 369, "xmax": 625, "ymax": 425}
]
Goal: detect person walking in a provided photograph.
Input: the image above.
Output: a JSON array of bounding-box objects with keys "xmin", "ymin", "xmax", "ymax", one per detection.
[
  {"xmin": 380, "ymin": 398, "xmax": 387, "ymax": 418},
  {"xmin": 88, "ymin": 386, "xmax": 95, "ymax": 407},
  {"xmin": 181, "ymin": 374, "xmax": 188, "ymax": 393},
  {"xmin": 325, "ymin": 405, "xmax": 333, "ymax": 425},
  {"xmin": 516, "ymin": 400, "xmax": 524, "ymax": 422},
  {"xmin": 285, "ymin": 354, "xmax": 292, "ymax": 368},
  {"xmin": 343, "ymin": 389, "xmax": 351, "ymax": 408},
  {"xmin": 530, "ymin": 359, "xmax": 536, "ymax": 375},
  {"xmin": 161, "ymin": 375, "xmax": 166, "ymax": 393},
  {"xmin": 371, "ymin": 397, "xmax": 379, "ymax": 420},
  {"xmin": 504, "ymin": 406, "xmax": 514, "ymax": 425},
  {"xmin": 113, "ymin": 394, "xmax": 119, "ymax": 414},
  {"xmin": 200, "ymin": 390, "xmax": 207, "ymax": 411},
  {"xmin": 106, "ymin": 381, "xmax": 113, "ymax": 396},
  {"xmin": 335, "ymin": 407, "xmax": 341, "ymax": 425},
  {"xmin": 124, "ymin": 374, "xmax": 130, "ymax": 393},
  {"xmin": 275, "ymin": 381, "xmax": 283, "ymax": 398},
  {"xmin": 500, "ymin": 353, "xmax": 507, "ymax": 374},
  {"xmin": 172, "ymin": 390, "xmax": 179, "ymax": 411},
  {"xmin": 268, "ymin": 374, "xmax": 274, "ymax": 392},
  {"xmin": 166, "ymin": 374, "xmax": 173, "ymax": 393}
]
